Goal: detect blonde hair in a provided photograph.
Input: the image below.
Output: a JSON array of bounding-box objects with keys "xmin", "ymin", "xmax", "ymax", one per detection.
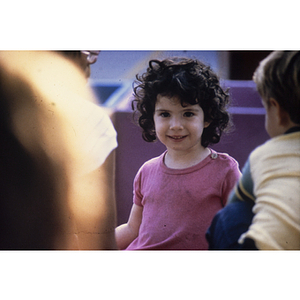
[{"xmin": 253, "ymin": 51, "xmax": 300, "ymax": 124}]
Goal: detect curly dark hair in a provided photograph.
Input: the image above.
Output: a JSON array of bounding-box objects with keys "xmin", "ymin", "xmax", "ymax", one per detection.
[{"xmin": 132, "ymin": 57, "xmax": 231, "ymax": 147}]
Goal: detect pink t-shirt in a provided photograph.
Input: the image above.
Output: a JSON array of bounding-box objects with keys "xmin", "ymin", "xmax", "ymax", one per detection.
[{"xmin": 126, "ymin": 149, "xmax": 241, "ymax": 250}]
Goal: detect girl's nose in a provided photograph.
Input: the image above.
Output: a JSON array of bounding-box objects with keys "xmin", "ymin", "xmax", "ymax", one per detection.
[{"xmin": 169, "ymin": 117, "xmax": 183, "ymax": 130}]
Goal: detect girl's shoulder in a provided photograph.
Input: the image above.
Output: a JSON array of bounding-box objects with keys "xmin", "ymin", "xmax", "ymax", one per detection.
[
  {"xmin": 211, "ymin": 149, "xmax": 239, "ymax": 164},
  {"xmin": 209, "ymin": 149, "xmax": 240, "ymax": 173},
  {"xmin": 138, "ymin": 151, "xmax": 166, "ymax": 172}
]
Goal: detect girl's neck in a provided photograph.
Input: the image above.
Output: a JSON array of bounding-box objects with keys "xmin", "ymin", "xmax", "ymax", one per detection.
[{"xmin": 164, "ymin": 147, "xmax": 211, "ymax": 169}]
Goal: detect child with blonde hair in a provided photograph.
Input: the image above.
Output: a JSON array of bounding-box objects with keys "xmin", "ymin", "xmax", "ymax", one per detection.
[{"xmin": 207, "ymin": 51, "xmax": 300, "ymax": 250}]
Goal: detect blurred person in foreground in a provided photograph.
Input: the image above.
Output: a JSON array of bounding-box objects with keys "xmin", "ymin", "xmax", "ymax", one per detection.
[
  {"xmin": 0, "ymin": 51, "xmax": 117, "ymax": 250},
  {"xmin": 57, "ymin": 50, "xmax": 100, "ymax": 80},
  {"xmin": 206, "ymin": 51, "xmax": 300, "ymax": 250}
]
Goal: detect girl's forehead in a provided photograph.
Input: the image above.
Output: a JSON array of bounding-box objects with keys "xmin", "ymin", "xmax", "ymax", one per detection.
[
  {"xmin": 156, "ymin": 94, "xmax": 199, "ymax": 108},
  {"xmin": 156, "ymin": 94, "xmax": 179, "ymax": 105}
]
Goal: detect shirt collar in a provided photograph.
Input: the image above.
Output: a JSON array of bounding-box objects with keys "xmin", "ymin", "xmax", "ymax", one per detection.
[{"xmin": 284, "ymin": 126, "xmax": 300, "ymax": 134}]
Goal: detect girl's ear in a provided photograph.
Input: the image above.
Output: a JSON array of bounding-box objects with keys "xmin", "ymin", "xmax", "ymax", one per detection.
[{"xmin": 204, "ymin": 121, "xmax": 211, "ymax": 128}]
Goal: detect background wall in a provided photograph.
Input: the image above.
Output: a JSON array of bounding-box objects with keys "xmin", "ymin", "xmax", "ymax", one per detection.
[
  {"xmin": 90, "ymin": 51, "xmax": 225, "ymax": 83},
  {"xmin": 90, "ymin": 50, "xmax": 272, "ymax": 83}
]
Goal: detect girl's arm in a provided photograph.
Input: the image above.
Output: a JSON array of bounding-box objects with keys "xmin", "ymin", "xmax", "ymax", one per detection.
[{"xmin": 115, "ymin": 204, "xmax": 143, "ymax": 250}]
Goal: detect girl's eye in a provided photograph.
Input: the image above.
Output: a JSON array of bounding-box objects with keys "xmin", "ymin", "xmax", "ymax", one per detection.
[
  {"xmin": 184, "ymin": 112, "xmax": 194, "ymax": 117},
  {"xmin": 160, "ymin": 112, "xmax": 170, "ymax": 118}
]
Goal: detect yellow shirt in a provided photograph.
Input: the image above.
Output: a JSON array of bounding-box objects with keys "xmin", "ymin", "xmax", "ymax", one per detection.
[{"xmin": 239, "ymin": 132, "xmax": 300, "ymax": 249}]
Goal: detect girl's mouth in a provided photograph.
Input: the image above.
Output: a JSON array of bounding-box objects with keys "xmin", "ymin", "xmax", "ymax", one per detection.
[{"xmin": 168, "ymin": 135, "xmax": 187, "ymax": 141}]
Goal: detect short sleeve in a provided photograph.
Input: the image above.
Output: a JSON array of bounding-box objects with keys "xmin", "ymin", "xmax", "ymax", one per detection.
[
  {"xmin": 221, "ymin": 158, "xmax": 241, "ymax": 206},
  {"xmin": 133, "ymin": 167, "xmax": 144, "ymax": 207}
]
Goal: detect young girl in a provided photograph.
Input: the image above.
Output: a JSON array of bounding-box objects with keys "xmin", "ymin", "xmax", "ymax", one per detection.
[{"xmin": 115, "ymin": 57, "xmax": 241, "ymax": 250}]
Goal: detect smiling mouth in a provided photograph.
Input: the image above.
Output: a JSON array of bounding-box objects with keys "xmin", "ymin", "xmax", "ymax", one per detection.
[{"xmin": 168, "ymin": 135, "xmax": 187, "ymax": 141}]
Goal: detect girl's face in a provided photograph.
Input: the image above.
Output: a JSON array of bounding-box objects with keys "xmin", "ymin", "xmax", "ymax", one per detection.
[{"xmin": 153, "ymin": 94, "xmax": 210, "ymax": 156}]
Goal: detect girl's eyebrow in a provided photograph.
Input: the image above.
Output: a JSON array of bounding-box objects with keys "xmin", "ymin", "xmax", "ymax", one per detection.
[
  {"xmin": 155, "ymin": 107, "xmax": 201, "ymax": 112},
  {"xmin": 182, "ymin": 107, "xmax": 201, "ymax": 112},
  {"xmin": 155, "ymin": 108, "xmax": 170, "ymax": 112}
]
